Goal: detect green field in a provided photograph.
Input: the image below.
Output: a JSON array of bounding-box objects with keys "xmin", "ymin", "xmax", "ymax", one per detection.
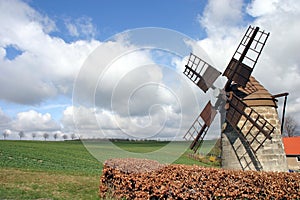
[{"xmin": 0, "ymin": 140, "xmax": 219, "ymax": 199}]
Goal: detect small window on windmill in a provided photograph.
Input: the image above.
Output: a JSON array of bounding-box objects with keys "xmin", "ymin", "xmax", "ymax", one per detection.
[
  {"xmin": 184, "ymin": 53, "xmax": 221, "ymax": 93},
  {"xmin": 297, "ymin": 156, "xmax": 300, "ymax": 162}
]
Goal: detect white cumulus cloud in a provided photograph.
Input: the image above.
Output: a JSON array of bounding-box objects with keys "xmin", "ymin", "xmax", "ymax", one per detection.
[
  {"xmin": 0, "ymin": 0, "xmax": 100, "ymax": 104},
  {"xmin": 12, "ymin": 110, "xmax": 60, "ymax": 132}
]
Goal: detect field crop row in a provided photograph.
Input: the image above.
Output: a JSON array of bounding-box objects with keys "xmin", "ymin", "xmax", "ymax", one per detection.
[
  {"xmin": 0, "ymin": 140, "xmax": 102, "ymax": 175},
  {"xmin": 0, "ymin": 140, "xmax": 214, "ymax": 199}
]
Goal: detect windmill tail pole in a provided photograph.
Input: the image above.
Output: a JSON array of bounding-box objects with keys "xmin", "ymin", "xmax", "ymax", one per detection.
[
  {"xmin": 272, "ymin": 92, "xmax": 289, "ymax": 134},
  {"xmin": 281, "ymin": 94, "xmax": 289, "ymax": 134}
]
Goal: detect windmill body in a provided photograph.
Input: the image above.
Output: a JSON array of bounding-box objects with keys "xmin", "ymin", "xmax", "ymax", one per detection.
[
  {"xmin": 183, "ymin": 26, "xmax": 288, "ymax": 172},
  {"xmin": 221, "ymin": 77, "xmax": 288, "ymax": 171}
]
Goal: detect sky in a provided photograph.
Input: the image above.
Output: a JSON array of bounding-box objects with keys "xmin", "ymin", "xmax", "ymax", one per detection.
[{"xmin": 0, "ymin": 0, "xmax": 300, "ymax": 140}]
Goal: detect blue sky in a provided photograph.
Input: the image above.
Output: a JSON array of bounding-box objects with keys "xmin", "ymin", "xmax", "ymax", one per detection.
[
  {"xmin": 30, "ymin": 0, "xmax": 207, "ymax": 41},
  {"xmin": 0, "ymin": 0, "xmax": 300, "ymax": 140}
]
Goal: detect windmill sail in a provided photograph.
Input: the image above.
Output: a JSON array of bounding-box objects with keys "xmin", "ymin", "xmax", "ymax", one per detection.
[
  {"xmin": 223, "ymin": 26, "xmax": 270, "ymax": 87},
  {"xmin": 226, "ymin": 92, "xmax": 275, "ymax": 153},
  {"xmin": 183, "ymin": 53, "xmax": 221, "ymax": 93},
  {"xmin": 184, "ymin": 101, "xmax": 217, "ymax": 152}
]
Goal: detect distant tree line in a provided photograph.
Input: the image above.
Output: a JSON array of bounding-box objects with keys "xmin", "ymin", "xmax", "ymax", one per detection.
[{"xmin": 2, "ymin": 131, "xmax": 78, "ymax": 141}]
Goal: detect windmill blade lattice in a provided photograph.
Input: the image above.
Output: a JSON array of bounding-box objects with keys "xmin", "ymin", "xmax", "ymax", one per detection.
[
  {"xmin": 223, "ymin": 26, "xmax": 270, "ymax": 88},
  {"xmin": 226, "ymin": 92, "xmax": 275, "ymax": 153},
  {"xmin": 183, "ymin": 101, "xmax": 217, "ymax": 152},
  {"xmin": 183, "ymin": 53, "xmax": 221, "ymax": 93}
]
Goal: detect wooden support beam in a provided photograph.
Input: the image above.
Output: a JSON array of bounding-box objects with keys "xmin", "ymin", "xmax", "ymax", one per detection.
[{"xmin": 271, "ymin": 92, "xmax": 289, "ymax": 134}]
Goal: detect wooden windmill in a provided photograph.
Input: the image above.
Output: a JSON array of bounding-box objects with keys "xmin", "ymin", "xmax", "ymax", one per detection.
[{"xmin": 183, "ymin": 26, "xmax": 288, "ymax": 172}]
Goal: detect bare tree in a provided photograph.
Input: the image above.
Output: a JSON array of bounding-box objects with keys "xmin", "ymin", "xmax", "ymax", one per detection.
[
  {"xmin": 284, "ymin": 116, "xmax": 297, "ymax": 137},
  {"xmin": 32, "ymin": 132, "xmax": 37, "ymax": 140},
  {"xmin": 18, "ymin": 131, "xmax": 25, "ymax": 140},
  {"xmin": 62, "ymin": 134, "xmax": 68, "ymax": 140},
  {"xmin": 53, "ymin": 132, "xmax": 59, "ymax": 141},
  {"xmin": 3, "ymin": 129, "xmax": 10, "ymax": 140},
  {"xmin": 3, "ymin": 132, "xmax": 7, "ymax": 140},
  {"xmin": 43, "ymin": 132, "xmax": 49, "ymax": 141},
  {"xmin": 71, "ymin": 133, "xmax": 76, "ymax": 140}
]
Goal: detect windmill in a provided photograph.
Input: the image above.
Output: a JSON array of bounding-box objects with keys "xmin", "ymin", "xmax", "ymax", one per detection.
[{"xmin": 183, "ymin": 26, "xmax": 288, "ymax": 172}]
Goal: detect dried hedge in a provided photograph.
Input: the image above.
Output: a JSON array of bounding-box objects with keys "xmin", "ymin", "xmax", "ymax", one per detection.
[{"xmin": 99, "ymin": 158, "xmax": 300, "ymax": 199}]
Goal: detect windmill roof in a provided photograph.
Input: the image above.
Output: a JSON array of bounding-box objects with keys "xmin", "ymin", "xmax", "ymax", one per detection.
[
  {"xmin": 282, "ymin": 136, "xmax": 300, "ymax": 155},
  {"xmin": 238, "ymin": 76, "xmax": 277, "ymax": 107}
]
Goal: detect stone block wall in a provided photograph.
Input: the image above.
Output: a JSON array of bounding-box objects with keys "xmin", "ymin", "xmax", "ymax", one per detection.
[{"xmin": 221, "ymin": 106, "xmax": 288, "ymax": 172}]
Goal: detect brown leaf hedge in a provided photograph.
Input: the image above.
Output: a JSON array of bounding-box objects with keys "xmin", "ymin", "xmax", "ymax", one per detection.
[{"xmin": 99, "ymin": 158, "xmax": 300, "ymax": 199}]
